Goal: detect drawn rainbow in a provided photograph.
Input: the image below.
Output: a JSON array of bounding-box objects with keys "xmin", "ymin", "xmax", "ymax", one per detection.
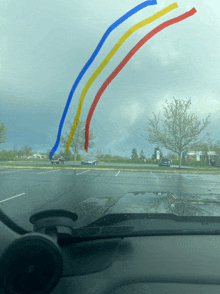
[
  {"xmin": 65, "ymin": 3, "xmax": 178, "ymax": 153},
  {"xmin": 83, "ymin": 7, "xmax": 197, "ymax": 152},
  {"xmin": 49, "ymin": 0, "xmax": 157, "ymax": 160}
]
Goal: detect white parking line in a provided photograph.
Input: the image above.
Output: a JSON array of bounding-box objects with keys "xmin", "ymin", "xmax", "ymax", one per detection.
[
  {"xmin": 115, "ymin": 171, "xmax": 120, "ymax": 176},
  {"xmin": 0, "ymin": 193, "xmax": 26, "ymax": 203},
  {"xmin": 150, "ymin": 171, "xmax": 158, "ymax": 179},
  {"xmin": 181, "ymin": 175, "xmax": 192, "ymax": 180},
  {"xmin": 37, "ymin": 170, "xmax": 59, "ymax": 175},
  {"xmin": 0, "ymin": 170, "xmax": 19, "ymax": 174},
  {"xmin": 76, "ymin": 170, "xmax": 90, "ymax": 175},
  {"xmin": 200, "ymin": 176, "xmax": 214, "ymax": 181}
]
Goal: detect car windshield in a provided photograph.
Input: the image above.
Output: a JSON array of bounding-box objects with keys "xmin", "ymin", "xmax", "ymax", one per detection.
[{"xmin": 1, "ymin": 0, "xmax": 220, "ymax": 232}]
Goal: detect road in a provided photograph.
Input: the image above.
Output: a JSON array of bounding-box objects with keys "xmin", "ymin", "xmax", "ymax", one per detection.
[{"xmin": 1, "ymin": 168, "xmax": 220, "ymax": 232}]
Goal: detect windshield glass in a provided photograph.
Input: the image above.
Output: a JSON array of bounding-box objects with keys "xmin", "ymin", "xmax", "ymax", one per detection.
[{"xmin": 1, "ymin": 0, "xmax": 220, "ymax": 232}]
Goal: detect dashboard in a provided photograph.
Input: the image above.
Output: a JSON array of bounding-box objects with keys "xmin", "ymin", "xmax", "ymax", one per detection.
[
  {"xmin": 51, "ymin": 235, "xmax": 220, "ymax": 294},
  {"xmin": 2, "ymin": 210, "xmax": 220, "ymax": 294}
]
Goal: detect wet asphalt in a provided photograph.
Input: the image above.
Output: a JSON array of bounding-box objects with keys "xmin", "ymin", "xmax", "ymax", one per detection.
[{"xmin": 0, "ymin": 168, "xmax": 220, "ymax": 231}]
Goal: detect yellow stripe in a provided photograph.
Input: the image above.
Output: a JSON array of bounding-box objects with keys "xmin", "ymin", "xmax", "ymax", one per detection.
[{"xmin": 66, "ymin": 3, "xmax": 178, "ymax": 153}]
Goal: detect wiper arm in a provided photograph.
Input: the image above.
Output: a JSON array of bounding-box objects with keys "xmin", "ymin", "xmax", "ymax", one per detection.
[
  {"xmin": 84, "ymin": 212, "xmax": 220, "ymax": 227},
  {"xmin": 58, "ymin": 225, "xmax": 134, "ymax": 245},
  {"xmin": 83, "ymin": 212, "xmax": 189, "ymax": 227},
  {"xmin": 58, "ymin": 213, "xmax": 220, "ymax": 246},
  {"xmin": 4, "ymin": 208, "xmax": 220, "ymax": 247}
]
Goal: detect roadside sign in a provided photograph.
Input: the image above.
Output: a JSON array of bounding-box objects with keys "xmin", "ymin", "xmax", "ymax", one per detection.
[
  {"xmin": 196, "ymin": 152, "xmax": 200, "ymax": 161},
  {"xmin": 156, "ymin": 150, "xmax": 160, "ymax": 160}
]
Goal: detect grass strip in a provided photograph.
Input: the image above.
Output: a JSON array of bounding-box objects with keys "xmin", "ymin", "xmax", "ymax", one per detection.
[{"xmin": 0, "ymin": 163, "xmax": 220, "ymax": 174}]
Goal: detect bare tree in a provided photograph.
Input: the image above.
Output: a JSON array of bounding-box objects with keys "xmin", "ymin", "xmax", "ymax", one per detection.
[
  {"xmin": 144, "ymin": 98, "xmax": 210, "ymax": 168},
  {"xmin": 0, "ymin": 123, "xmax": 7, "ymax": 144},
  {"xmin": 60, "ymin": 120, "xmax": 96, "ymax": 165}
]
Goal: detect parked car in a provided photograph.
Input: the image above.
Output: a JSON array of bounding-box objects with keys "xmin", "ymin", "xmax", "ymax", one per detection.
[
  {"xmin": 51, "ymin": 156, "xmax": 65, "ymax": 164},
  {"xmin": 158, "ymin": 158, "xmax": 171, "ymax": 167},
  {"xmin": 81, "ymin": 156, "xmax": 98, "ymax": 165}
]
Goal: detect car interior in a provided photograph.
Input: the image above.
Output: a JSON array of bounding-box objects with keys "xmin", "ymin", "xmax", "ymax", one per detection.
[
  {"xmin": 1, "ymin": 0, "xmax": 220, "ymax": 293},
  {"xmin": 2, "ymin": 210, "xmax": 220, "ymax": 294}
]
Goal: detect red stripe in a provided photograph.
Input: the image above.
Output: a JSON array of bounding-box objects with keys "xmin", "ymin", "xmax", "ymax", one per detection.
[{"xmin": 85, "ymin": 8, "xmax": 197, "ymax": 152}]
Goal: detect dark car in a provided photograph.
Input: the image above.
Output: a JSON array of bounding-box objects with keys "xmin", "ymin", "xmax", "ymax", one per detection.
[
  {"xmin": 81, "ymin": 156, "xmax": 98, "ymax": 165},
  {"xmin": 51, "ymin": 156, "xmax": 65, "ymax": 164},
  {"xmin": 158, "ymin": 158, "xmax": 171, "ymax": 167}
]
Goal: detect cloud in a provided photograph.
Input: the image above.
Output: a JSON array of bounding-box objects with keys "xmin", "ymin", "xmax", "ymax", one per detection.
[
  {"xmin": 153, "ymin": 89, "xmax": 220, "ymax": 119},
  {"xmin": 108, "ymin": 100, "xmax": 146, "ymax": 138},
  {"xmin": 119, "ymin": 102, "xmax": 145, "ymax": 124},
  {"xmin": 149, "ymin": 41, "xmax": 180, "ymax": 66}
]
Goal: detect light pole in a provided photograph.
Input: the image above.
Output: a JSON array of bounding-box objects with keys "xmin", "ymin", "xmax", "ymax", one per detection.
[
  {"xmin": 208, "ymin": 141, "xmax": 210, "ymax": 166},
  {"xmin": 206, "ymin": 132, "xmax": 211, "ymax": 166}
]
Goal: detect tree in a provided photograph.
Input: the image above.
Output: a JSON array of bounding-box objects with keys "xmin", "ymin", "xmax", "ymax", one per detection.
[
  {"xmin": 140, "ymin": 150, "xmax": 145, "ymax": 160},
  {"xmin": 131, "ymin": 148, "xmax": 138, "ymax": 159},
  {"xmin": 60, "ymin": 120, "xmax": 96, "ymax": 165},
  {"xmin": 0, "ymin": 123, "xmax": 7, "ymax": 144},
  {"xmin": 46, "ymin": 149, "xmax": 51, "ymax": 155},
  {"xmin": 144, "ymin": 98, "xmax": 210, "ymax": 168},
  {"xmin": 60, "ymin": 149, "xmax": 72, "ymax": 161},
  {"xmin": 167, "ymin": 152, "xmax": 178, "ymax": 160},
  {"xmin": 212, "ymin": 141, "xmax": 220, "ymax": 156},
  {"xmin": 96, "ymin": 150, "xmax": 103, "ymax": 159},
  {"xmin": 21, "ymin": 146, "xmax": 33, "ymax": 156}
]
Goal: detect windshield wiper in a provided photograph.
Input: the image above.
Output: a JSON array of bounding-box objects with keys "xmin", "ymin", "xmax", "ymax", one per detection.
[
  {"xmin": 3, "ymin": 208, "xmax": 220, "ymax": 247},
  {"xmin": 58, "ymin": 213, "xmax": 220, "ymax": 246},
  {"xmin": 83, "ymin": 212, "xmax": 220, "ymax": 227}
]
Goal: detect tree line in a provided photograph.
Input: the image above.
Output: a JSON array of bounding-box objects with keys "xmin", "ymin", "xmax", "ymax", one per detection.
[{"xmin": 0, "ymin": 97, "xmax": 212, "ymax": 167}]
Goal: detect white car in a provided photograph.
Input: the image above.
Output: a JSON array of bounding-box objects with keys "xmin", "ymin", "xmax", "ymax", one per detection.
[{"xmin": 81, "ymin": 156, "xmax": 98, "ymax": 165}]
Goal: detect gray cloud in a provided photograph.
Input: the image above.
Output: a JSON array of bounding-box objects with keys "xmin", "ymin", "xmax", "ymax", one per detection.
[{"xmin": 1, "ymin": 0, "xmax": 220, "ymax": 156}]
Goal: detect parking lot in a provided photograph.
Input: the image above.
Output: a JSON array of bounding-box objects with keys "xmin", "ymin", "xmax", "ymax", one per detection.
[{"xmin": 1, "ymin": 168, "xmax": 220, "ymax": 231}]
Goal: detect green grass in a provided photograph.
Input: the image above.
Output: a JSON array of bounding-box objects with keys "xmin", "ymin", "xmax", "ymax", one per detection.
[{"xmin": 0, "ymin": 162, "xmax": 220, "ymax": 174}]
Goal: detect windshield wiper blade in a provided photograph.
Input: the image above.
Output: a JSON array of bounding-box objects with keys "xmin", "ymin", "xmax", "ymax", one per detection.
[
  {"xmin": 72, "ymin": 225, "xmax": 134, "ymax": 237},
  {"xmin": 58, "ymin": 226, "xmax": 134, "ymax": 246},
  {"xmin": 58, "ymin": 226, "xmax": 220, "ymax": 247},
  {"xmin": 84, "ymin": 213, "xmax": 220, "ymax": 227},
  {"xmin": 83, "ymin": 213, "xmax": 184, "ymax": 227},
  {"xmin": 53, "ymin": 213, "xmax": 220, "ymax": 246}
]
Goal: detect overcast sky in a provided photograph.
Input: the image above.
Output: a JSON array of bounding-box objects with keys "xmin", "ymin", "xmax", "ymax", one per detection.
[{"xmin": 1, "ymin": 0, "xmax": 220, "ymax": 157}]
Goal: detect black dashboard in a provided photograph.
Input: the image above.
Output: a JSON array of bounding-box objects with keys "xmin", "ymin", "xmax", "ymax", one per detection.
[
  {"xmin": 52, "ymin": 235, "xmax": 220, "ymax": 294},
  {"xmin": 2, "ymin": 212, "xmax": 220, "ymax": 294}
]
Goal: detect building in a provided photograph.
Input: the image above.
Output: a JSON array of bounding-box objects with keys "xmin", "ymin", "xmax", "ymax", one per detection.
[
  {"xmin": 187, "ymin": 151, "xmax": 216, "ymax": 161},
  {"xmin": 28, "ymin": 154, "xmax": 43, "ymax": 159}
]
